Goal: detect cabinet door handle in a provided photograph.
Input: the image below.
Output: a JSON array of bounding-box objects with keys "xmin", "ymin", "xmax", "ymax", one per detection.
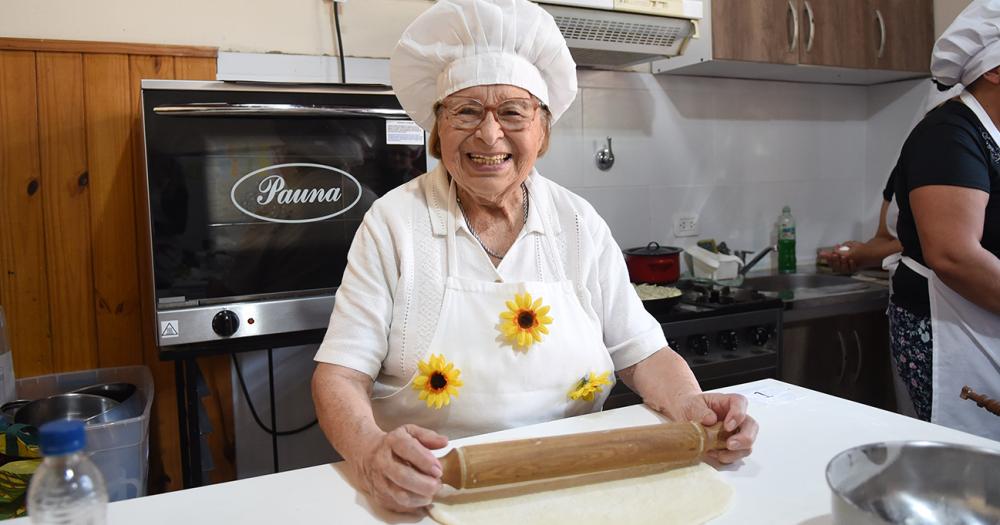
[
  {"xmin": 803, "ymin": 1, "xmax": 816, "ymax": 53},
  {"xmin": 787, "ymin": 0, "xmax": 799, "ymax": 53},
  {"xmin": 836, "ymin": 330, "xmax": 848, "ymax": 384},
  {"xmin": 851, "ymin": 329, "xmax": 864, "ymax": 384},
  {"xmin": 874, "ymin": 9, "xmax": 886, "ymax": 59}
]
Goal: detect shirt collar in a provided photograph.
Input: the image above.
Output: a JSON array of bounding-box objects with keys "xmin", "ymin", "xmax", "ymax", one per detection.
[{"xmin": 423, "ymin": 164, "xmax": 560, "ymax": 237}]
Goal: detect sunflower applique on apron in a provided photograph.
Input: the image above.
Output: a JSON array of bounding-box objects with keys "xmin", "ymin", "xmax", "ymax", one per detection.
[{"xmin": 499, "ymin": 292, "xmax": 553, "ymax": 350}]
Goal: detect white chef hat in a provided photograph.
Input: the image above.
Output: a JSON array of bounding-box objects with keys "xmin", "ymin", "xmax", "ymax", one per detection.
[
  {"xmin": 931, "ymin": 0, "xmax": 1000, "ymax": 89},
  {"xmin": 390, "ymin": 0, "xmax": 578, "ymax": 131}
]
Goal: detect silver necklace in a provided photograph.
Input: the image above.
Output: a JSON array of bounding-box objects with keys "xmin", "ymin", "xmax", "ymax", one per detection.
[{"xmin": 456, "ymin": 183, "xmax": 529, "ymax": 260}]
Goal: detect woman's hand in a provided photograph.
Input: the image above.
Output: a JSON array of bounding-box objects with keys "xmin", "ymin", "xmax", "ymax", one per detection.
[
  {"xmin": 354, "ymin": 424, "xmax": 449, "ymax": 513},
  {"xmin": 819, "ymin": 241, "xmax": 862, "ymax": 274},
  {"xmin": 669, "ymin": 393, "xmax": 758, "ymax": 464}
]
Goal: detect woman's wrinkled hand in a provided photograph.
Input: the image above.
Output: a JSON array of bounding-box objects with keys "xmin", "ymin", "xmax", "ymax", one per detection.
[
  {"xmin": 669, "ymin": 393, "xmax": 758, "ymax": 464},
  {"xmin": 354, "ymin": 424, "xmax": 449, "ymax": 513}
]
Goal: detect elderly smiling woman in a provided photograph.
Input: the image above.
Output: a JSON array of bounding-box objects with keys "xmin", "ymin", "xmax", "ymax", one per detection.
[{"xmin": 311, "ymin": 0, "xmax": 758, "ymax": 513}]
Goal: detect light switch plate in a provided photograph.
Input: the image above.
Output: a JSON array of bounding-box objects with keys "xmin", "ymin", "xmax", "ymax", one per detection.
[{"xmin": 673, "ymin": 213, "xmax": 698, "ymax": 237}]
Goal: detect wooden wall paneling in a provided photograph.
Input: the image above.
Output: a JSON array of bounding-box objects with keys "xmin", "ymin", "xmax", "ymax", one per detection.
[
  {"xmin": 174, "ymin": 57, "xmax": 216, "ymax": 81},
  {"xmin": 0, "ymin": 38, "xmax": 216, "ymax": 59},
  {"xmin": 174, "ymin": 55, "xmax": 236, "ymax": 484},
  {"xmin": 128, "ymin": 54, "xmax": 181, "ymax": 493},
  {"xmin": 35, "ymin": 52, "xmax": 99, "ymax": 372},
  {"xmin": 83, "ymin": 54, "xmax": 144, "ymax": 368},
  {"xmin": 0, "ymin": 51, "xmax": 53, "ymax": 377}
]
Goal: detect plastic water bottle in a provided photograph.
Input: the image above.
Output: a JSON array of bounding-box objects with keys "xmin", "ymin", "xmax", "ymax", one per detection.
[
  {"xmin": 27, "ymin": 420, "xmax": 108, "ymax": 525},
  {"xmin": 778, "ymin": 205, "xmax": 797, "ymax": 274}
]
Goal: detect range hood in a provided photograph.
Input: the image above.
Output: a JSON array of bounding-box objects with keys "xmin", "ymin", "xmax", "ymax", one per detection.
[{"xmin": 537, "ymin": 0, "xmax": 702, "ymax": 68}]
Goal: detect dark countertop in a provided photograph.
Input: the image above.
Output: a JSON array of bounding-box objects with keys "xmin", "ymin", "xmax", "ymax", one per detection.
[{"xmin": 747, "ymin": 265, "xmax": 890, "ymax": 323}]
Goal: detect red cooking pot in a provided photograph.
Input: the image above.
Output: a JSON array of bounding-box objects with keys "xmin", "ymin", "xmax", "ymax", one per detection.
[{"xmin": 624, "ymin": 242, "xmax": 682, "ymax": 284}]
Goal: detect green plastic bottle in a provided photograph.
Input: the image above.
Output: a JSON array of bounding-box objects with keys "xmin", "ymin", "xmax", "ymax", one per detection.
[{"xmin": 778, "ymin": 205, "xmax": 796, "ymax": 274}]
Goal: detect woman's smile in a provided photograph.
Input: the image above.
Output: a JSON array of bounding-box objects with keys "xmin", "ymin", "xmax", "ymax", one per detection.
[
  {"xmin": 464, "ymin": 152, "xmax": 514, "ymax": 172},
  {"xmin": 466, "ymin": 152, "xmax": 512, "ymax": 165}
]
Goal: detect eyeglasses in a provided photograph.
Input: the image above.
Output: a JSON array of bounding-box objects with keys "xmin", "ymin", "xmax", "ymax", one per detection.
[{"xmin": 438, "ymin": 97, "xmax": 544, "ymax": 131}]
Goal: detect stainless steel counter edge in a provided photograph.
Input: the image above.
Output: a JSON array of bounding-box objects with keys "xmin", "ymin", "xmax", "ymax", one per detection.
[{"xmin": 781, "ymin": 288, "xmax": 889, "ymax": 322}]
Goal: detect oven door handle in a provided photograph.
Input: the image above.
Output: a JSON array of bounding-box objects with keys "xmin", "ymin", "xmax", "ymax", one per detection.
[{"xmin": 152, "ymin": 103, "xmax": 411, "ymax": 119}]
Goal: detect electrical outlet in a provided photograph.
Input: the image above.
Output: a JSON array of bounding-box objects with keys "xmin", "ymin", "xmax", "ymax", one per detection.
[{"xmin": 673, "ymin": 213, "xmax": 699, "ymax": 237}]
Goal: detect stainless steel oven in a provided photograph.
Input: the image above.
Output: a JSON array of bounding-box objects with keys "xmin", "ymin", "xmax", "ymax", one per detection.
[{"xmin": 141, "ymin": 81, "xmax": 426, "ymax": 350}]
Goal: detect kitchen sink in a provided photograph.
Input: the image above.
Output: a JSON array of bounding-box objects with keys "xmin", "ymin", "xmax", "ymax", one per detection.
[{"xmin": 742, "ymin": 273, "xmax": 869, "ymax": 293}]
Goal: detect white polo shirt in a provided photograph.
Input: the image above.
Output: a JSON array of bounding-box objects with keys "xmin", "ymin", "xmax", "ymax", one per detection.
[{"xmin": 314, "ymin": 164, "xmax": 666, "ymax": 395}]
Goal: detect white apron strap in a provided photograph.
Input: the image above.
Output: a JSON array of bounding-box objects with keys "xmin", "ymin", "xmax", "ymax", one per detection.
[
  {"xmin": 960, "ymin": 91, "xmax": 1000, "ymax": 147},
  {"xmin": 445, "ymin": 180, "xmax": 460, "ymax": 278}
]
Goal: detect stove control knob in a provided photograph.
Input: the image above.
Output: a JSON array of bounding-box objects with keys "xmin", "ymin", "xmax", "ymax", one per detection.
[
  {"xmin": 751, "ymin": 326, "xmax": 771, "ymax": 346},
  {"xmin": 687, "ymin": 334, "xmax": 710, "ymax": 356},
  {"xmin": 212, "ymin": 310, "xmax": 240, "ymax": 338},
  {"xmin": 667, "ymin": 339, "xmax": 679, "ymax": 352},
  {"xmin": 718, "ymin": 330, "xmax": 739, "ymax": 351}
]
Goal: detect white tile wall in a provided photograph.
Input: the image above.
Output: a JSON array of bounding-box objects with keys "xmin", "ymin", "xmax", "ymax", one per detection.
[{"xmin": 536, "ymin": 70, "xmax": 888, "ymax": 266}]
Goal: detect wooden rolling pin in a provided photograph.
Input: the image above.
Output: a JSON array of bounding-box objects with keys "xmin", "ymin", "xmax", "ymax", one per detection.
[
  {"xmin": 961, "ymin": 385, "xmax": 1000, "ymax": 417},
  {"xmin": 439, "ymin": 421, "xmax": 732, "ymax": 489}
]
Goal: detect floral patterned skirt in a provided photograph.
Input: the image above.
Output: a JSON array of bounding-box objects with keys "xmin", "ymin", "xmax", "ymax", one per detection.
[{"xmin": 888, "ymin": 301, "xmax": 933, "ymax": 421}]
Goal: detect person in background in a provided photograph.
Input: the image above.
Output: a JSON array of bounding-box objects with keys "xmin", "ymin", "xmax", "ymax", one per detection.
[
  {"xmin": 310, "ymin": 0, "xmax": 758, "ymax": 514},
  {"xmin": 886, "ymin": 0, "xmax": 1000, "ymax": 440},
  {"xmin": 818, "ymin": 169, "xmax": 902, "ymax": 275}
]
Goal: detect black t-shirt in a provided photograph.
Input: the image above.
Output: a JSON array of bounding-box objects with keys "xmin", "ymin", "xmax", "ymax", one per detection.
[
  {"xmin": 891, "ymin": 100, "xmax": 1000, "ymax": 315},
  {"xmin": 883, "ymin": 165, "xmax": 896, "ymax": 203}
]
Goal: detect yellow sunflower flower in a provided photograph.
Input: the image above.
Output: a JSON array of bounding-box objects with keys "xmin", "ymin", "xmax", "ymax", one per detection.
[
  {"xmin": 499, "ymin": 292, "xmax": 553, "ymax": 350},
  {"xmin": 568, "ymin": 371, "xmax": 612, "ymax": 401},
  {"xmin": 412, "ymin": 354, "xmax": 463, "ymax": 409}
]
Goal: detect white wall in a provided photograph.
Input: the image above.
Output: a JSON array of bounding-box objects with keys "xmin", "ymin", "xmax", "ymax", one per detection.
[
  {"xmin": 2, "ymin": 0, "xmax": 431, "ymax": 57},
  {"xmin": 538, "ymin": 71, "xmax": 870, "ymax": 266},
  {"xmin": 935, "ymin": 0, "xmax": 972, "ymax": 37}
]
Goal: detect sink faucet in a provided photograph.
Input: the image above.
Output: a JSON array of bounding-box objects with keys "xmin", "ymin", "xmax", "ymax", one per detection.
[{"xmin": 737, "ymin": 246, "xmax": 776, "ymax": 276}]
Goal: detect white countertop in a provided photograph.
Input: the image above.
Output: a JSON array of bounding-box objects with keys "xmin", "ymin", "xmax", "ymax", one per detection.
[{"xmin": 15, "ymin": 379, "xmax": 1000, "ymax": 524}]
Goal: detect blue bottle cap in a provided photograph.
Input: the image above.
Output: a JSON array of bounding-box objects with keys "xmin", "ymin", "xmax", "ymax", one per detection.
[{"xmin": 38, "ymin": 420, "xmax": 86, "ymax": 455}]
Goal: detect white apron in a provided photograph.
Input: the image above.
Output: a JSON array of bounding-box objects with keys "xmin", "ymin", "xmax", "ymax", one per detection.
[
  {"xmin": 899, "ymin": 256, "xmax": 1000, "ymax": 440},
  {"xmin": 371, "ymin": 181, "xmax": 616, "ymax": 438}
]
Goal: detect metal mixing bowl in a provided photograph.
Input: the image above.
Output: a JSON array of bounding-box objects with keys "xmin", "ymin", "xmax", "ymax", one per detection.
[
  {"xmin": 72, "ymin": 382, "xmax": 143, "ymax": 421},
  {"xmin": 827, "ymin": 441, "xmax": 1000, "ymax": 524},
  {"xmin": 14, "ymin": 393, "xmax": 120, "ymax": 428},
  {"xmin": 71, "ymin": 382, "xmax": 136, "ymax": 404}
]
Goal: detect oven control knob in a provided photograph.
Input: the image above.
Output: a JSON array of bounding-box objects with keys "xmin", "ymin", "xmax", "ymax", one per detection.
[
  {"xmin": 718, "ymin": 330, "xmax": 739, "ymax": 351},
  {"xmin": 687, "ymin": 334, "xmax": 710, "ymax": 356},
  {"xmin": 667, "ymin": 339, "xmax": 679, "ymax": 352},
  {"xmin": 212, "ymin": 310, "xmax": 240, "ymax": 337},
  {"xmin": 751, "ymin": 326, "xmax": 771, "ymax": 346}
]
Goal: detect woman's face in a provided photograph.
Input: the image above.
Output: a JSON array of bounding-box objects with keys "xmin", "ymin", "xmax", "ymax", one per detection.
[{"xmin": 436, "ymin": 84, "xmax": 547, "ymax": 202}]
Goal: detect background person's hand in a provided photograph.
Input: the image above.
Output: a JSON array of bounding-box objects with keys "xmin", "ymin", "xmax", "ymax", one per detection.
[
  {"xmin": 820, "ymin": 241, "xmax": 862, "ymax": 274},
  {"xmin": 354, "ymin": 424, "xmax": 448, "ymax": 513},
  {"xmin": 667, "ymin": 393, "xmax": 758, "ymax": 464}
]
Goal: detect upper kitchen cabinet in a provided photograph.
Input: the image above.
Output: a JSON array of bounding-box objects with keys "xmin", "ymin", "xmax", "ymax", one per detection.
[
  {"xmin": 653, "ymin": 0, "xmax": 933, "ymax": 85},
  {"xmin": 796, "ymin": 0, "xmax": 869, "ymax": 69},
  {"xmin": 709, "ymin": 0, "xmax": 799, "ymax": 65},
  {"xmin": 868, "ymin": 0, "xmax": 934, "ymax": 72}
]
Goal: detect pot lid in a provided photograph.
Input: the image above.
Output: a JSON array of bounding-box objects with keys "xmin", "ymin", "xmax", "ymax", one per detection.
[{"xmin": 624, "ymin": 241, "xmax": 682, "ymax": 256}]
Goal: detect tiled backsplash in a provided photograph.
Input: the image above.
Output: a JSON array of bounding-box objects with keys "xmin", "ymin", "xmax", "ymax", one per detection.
[{"xmin": 536, "ymin": 71, "xmax": 924, "ymax": 269}]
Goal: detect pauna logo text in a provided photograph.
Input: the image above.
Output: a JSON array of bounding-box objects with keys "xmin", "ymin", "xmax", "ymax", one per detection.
[{"xmin": 230, "ymin": 163, "xmax": 363, "ymax": 224}]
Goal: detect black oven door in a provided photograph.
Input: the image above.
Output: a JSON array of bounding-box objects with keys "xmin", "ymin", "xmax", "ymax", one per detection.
[{"xmin": 142, "ymin": 83, "xmax": 426, "ymax": 345}]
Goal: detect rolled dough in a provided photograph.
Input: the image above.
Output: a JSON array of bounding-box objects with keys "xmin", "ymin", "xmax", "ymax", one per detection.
[{"xmin": 428, "ymin": 462, "xmax": 732, "ymax": 525}]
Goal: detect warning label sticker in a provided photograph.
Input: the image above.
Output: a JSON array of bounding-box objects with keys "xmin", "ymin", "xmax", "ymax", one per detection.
[
  {"xmin": 160, "ymin": 320, "xmax": 179, "ymax": 338},
  {"xmin": 386, "ymin": 120, "xmax": 424, "ymax": 145}
]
